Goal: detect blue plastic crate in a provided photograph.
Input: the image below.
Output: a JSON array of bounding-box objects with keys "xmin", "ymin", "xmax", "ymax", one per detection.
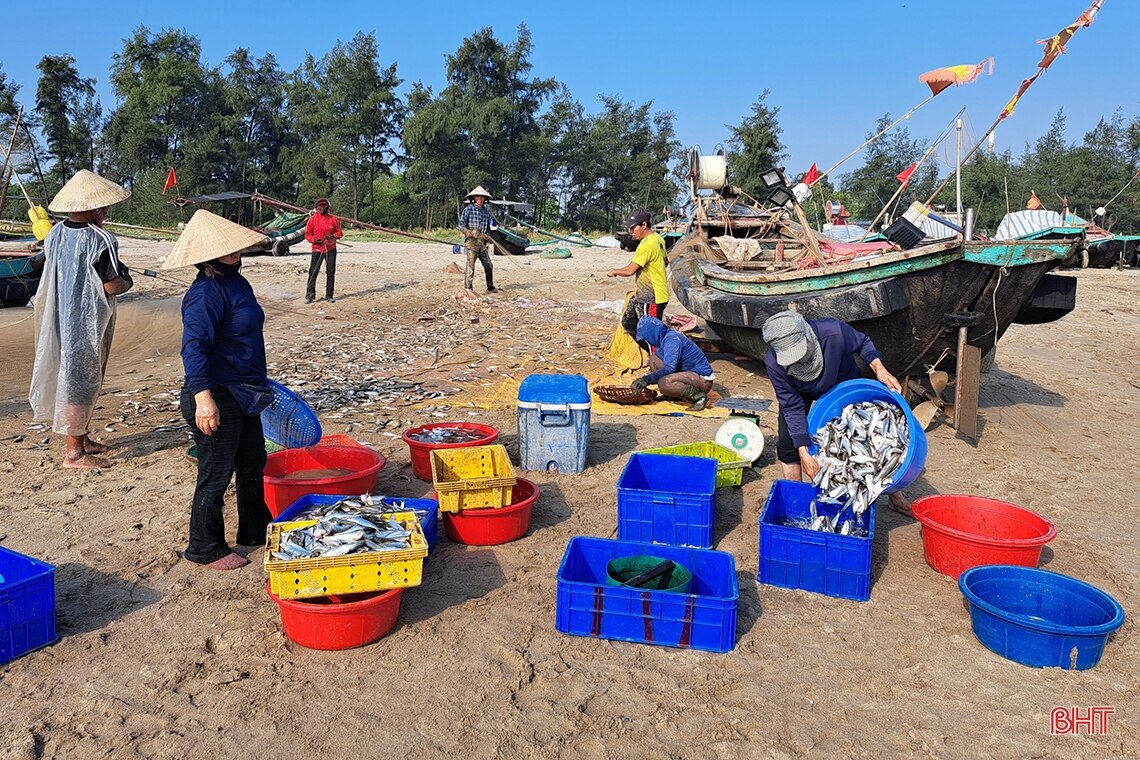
[
  {"xmin": 517, "ymin": 374, "xmax": 590, "ymax": 474},
  {"xmin": 617, "ymin": 453, "xmax": 718, "ymax": 549},
  {"xmin": 758, "ymin": 480, "xmax": 875, "ymax": 602},
  {"xmin": 0, "ymin": 546, "xmax": 57, "ymax": 665},
  {"xmin": 274, "ymin": 493, "xmax": 440, "ymax": 555},
  {"xmin": 555, "ymin": 537, "xmax": 738, "ymax": 653}
]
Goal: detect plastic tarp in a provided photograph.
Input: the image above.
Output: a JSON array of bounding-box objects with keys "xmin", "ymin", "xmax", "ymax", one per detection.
[
  {"xmin": 918, "ymin": 216, "xmax": 960, "ymax": 240},
  {"xmin": 994, "ymin": 210, "xmax": 1065, "ymax": 240},
  {"xmin": 177, "ymin": 191, "xmax": 253, "ymax": 204},
  {"xmin": 29, "ymin": 225, "xmax": 120, "ymax": 435}
]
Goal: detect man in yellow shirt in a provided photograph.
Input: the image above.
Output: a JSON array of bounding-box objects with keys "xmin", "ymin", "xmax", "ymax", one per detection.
[{"xmin": 607, "ymin": 208, "xmax": 669, "ymax": 350}]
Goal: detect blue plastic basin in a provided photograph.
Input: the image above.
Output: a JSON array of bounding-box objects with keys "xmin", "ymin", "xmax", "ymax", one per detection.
[
  {"xmin": 806, "ymin": 379, "xmax": 927, "ymax": 493},
  {"xmin": 959, "ymin": 565, "xmax": 1125, "ymax": 670}
]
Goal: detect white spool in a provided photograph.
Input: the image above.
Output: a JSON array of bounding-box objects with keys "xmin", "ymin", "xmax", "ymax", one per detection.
[{"xmin": 693, "ymin": 154, "xmax": 728, "ymax": 191}]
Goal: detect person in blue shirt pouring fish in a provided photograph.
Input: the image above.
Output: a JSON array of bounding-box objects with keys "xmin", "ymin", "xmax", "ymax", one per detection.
[{"xmin": 762, "ymin": 310, "xmax": 909, "ymax": 513}]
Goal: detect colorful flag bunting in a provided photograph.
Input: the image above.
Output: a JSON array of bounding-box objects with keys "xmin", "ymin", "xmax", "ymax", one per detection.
[
  {"xmin": 162, "ymin": 168, "xmax": 178, "ymax": 195},
  {"xmin": 896, "ymin": 163, "xmax": 917, "ymax": 187},
  {"xmin": 803, "ymin": 163, "xmax": 820, "ymax": 186},
  {"xmin": 1037, "ymin": 1, "xmax": 1101, "ymax": 69},
  {"xmin": 918, "ymin": 57, "xmax": 995, "ymax": 96},
  {"xmin": 998, "ymin": 72, "xmax": 1041, "ymax": 121}
]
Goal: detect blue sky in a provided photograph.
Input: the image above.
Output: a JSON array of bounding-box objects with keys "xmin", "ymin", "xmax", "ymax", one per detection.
[{"xmin": 2, "ymin": 0, "xmax": 1135, "ymax": 182}]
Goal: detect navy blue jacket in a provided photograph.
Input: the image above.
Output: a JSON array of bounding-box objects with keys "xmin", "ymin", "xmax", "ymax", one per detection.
[
  {"xmin": 636, "ymin": 317, "xmax": 713, "ymax": 383},
  {"xmin": 765, "ymin": 318, "xmax": 883, "ymax": 450},
  {"xmin": 180, "ymin": 262, "xmax": 269, "ymax": 414}
]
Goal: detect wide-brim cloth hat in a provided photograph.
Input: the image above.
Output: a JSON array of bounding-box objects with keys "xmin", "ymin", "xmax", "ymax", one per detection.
[
  {"xmin": 465, "ymin": 185, "xmax": 492, "ymax": 200},
  {"xmin": 762, "ymin": 310, "xmax": 823, "ymax": 382},
  {"xmin": 48, "ymin": 169, "xmax": 131, "ymax": 213},
  {"xmin": 314, "ymin": 198, "xmax": 330, "ymax": 209},
  {"xmin": 623, "ymin": 208, "xmax": 651, "ymax": 228},
  {"xmin": 162, "ymin": 209, "xmax": 269, "ymax": 270}
]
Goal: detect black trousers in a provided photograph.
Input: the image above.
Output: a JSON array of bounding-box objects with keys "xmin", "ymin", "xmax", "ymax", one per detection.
[
  {"xmin": 306, "ymin": 250, "xmax": 337, "ymax": 299},
  {"xmin": 621, "ymin": 298, "xmax": 668, "ymax": 353},
  {"xmin": 776, "ymin": 396, "xmax": 817, "ymax": 465},
  {"xmin": 180, "ymin": 386, "xmax": 271, "ymax": 564}
]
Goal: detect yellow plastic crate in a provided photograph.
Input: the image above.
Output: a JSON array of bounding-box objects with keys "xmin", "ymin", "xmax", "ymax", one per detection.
[
  {"xmin": 264, "ymin": 511, "xmax": 428, "ymax": 600},
  {"xmin": 639, "ymin": 441, "xmax": 749, "ymax": 488},
  {"xmin": 430, "ymin": 444, "xmax": 517, "ymax": 513}
]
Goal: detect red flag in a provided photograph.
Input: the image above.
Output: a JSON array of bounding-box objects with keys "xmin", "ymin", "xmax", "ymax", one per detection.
[
  {"xmin": 803, "ymin": 163, "xmax": 820, "ymax": 186},
  {"xmin": 896, "ymin": 163, "xmax": 917, "ymax": 187},
  {"xmin": 1026, "ymin": 191, "xmax": 1042, "ymax": 210},
  {"xmin": 162, "ymin": 168, "xmax": 178, "ymax": 195}
]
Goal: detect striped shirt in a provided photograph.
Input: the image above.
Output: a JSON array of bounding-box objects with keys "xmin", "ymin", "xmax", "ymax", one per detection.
[{"xmin": 459, "ymin": 203, "xmax": 495, "ymax": 234}]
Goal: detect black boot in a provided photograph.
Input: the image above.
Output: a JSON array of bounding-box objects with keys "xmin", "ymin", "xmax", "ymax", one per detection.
[{"xmin": 681, "ymin": 385, "xmax": 708, "ymax": 411}]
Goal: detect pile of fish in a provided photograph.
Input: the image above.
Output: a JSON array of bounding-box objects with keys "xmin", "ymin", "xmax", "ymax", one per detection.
[
  {"xmin": 297, "ymin": 494, "xmax": 428, "ymax": 520},
  {"xmin": 803, "ymin": 400, "xmax": 910, "ymax": 532},
  {"xmin": 406, "ymin": 426, "xmax": 488, "ymax": 444},
  {"xmin": 272, "ymin": 497, "xmax": 415, "ymax": 561},
  {"xmin": 784, "ymin": 500, "xmax": 869, "ymax": 538}
]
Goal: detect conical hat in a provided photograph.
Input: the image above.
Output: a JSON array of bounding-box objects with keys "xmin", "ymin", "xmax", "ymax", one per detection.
[
  {"xmin": 465, "ymin": 185, "xmax": 492, "ymax": 199},
  {"xmin": 162, "ymin": 209, "xmax": 268, "ymax": 270},
  {"xmin": 48, "ymin": 169, "xmax": 131, "ymax": 213}
]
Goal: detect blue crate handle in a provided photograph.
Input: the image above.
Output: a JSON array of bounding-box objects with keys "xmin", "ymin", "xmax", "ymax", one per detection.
[
  {"xmin": 538, "ymin": 403, "xmax": 572, "ymax": 427},
  {"xmin": 652, "ymin": 495, "xmax": 676, "ymax": 505}
]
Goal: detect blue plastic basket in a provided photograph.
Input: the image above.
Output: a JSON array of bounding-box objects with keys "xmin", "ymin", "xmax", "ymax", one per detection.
[
  {"xmin": 260, "ymin": 379, "xmax": 322, "ymax": 449},
  {"xmin": 555, "ymin": 537, "xmax": 739, "ymax": 653},
  {"xmin": 959, "ymin": 565, "xmax": 1125, "ymax": 670},
  {"xmin": 759, "ymin": 480, "xmax": 875, "ymax": 602},
  {"xmin": 274, "ymin": 493, "xmax": 440, "ymax": 555},
  {"xmin": 0, "ymin": 546, "xmax": 57, "ymax": 665},
  {"xmin": 617, "ymin": 453, "xmax": 718, "ymax": 549},
  {"xmin": 806, "ymin": 379, "xmax": 927, "ymax": 493}
]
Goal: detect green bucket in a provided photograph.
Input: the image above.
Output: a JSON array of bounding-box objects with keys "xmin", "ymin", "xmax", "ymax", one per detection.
[{"xmin": 605, "ymin": 556, "xmax": 693, "ymax": 594}]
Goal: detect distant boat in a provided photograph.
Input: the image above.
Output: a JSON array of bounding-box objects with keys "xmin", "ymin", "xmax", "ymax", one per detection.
[
  {"xmin": 0, "ymin": 252, "xmax": 44, "ymax": 308},
  {"xmin": 487, "ymin": 200, "xmax": 532, "ymax": 255},
  {"xmin": 669, "ymin": 195, "xmax": 1082, "ymax": 378}
]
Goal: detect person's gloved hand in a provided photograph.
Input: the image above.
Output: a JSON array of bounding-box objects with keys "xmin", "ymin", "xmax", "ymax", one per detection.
[{"xmin": 631, "ymin": 376, "xmax": 651, "ymax": 392}]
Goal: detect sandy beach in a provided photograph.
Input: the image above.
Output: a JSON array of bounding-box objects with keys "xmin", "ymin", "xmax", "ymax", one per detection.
[{"xmin": 0, "ymin": 238, "xmax": 1137, "ymax": 758}]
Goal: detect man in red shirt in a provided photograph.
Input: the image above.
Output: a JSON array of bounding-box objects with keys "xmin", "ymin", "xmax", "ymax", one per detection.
[{"xmin": 304, "ymin": 198, "xmax": 343, "ymax": 303}]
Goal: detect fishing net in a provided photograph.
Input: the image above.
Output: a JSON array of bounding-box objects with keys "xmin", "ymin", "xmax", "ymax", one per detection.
[{"xmin": 260, "ymin": 379, "xmax": 322, "ymax": 448}]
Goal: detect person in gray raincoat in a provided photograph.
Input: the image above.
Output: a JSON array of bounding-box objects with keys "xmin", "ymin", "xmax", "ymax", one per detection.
[{"xmin": 29, "ymin": 170, "xmax": 133, "ymax": 468}]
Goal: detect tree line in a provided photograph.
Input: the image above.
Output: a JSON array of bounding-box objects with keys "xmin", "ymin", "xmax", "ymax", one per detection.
[{"xmin": 1, "ymin": 24, "xmax": 1137, "ymax": 235}]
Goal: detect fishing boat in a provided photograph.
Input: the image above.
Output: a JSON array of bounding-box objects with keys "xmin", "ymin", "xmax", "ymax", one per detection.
[
  {"xmin": 487, "ymin": 200, "xmax": 532, "ymax": 255},
  {"xmin": 668, "ymin": 192, "xmax": 1082, "ymax": 378},
  {"xmin": 176, "ymin": 191, "xmax": 299, "ymax": 256},
  {"xmin": 0, "ymin": 251, "xmax": 44, "ymax": 308}
]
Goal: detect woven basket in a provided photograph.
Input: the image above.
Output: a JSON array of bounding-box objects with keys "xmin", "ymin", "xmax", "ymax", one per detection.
[{"xmin": 595, "ymin": 385, "xmax": 658, "ymax": 405}]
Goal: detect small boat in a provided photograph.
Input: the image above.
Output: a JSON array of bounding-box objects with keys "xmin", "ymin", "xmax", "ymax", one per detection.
[
  {"xmin": 668, "ymin": 193, "xmax": 1082, "ymax": 378},
  {"xmin": 253, "ymin": 211, "xmax": 309, "ymax": 256},
  {"xmin": 487, "ymin": 200, "xmax": 533, "ymax": 255},
  {"xmin": 0, "ymin": 252, "xmax": 45, "ymax": 308}
]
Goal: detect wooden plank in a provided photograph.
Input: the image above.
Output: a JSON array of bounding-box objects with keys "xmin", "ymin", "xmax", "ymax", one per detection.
[{"xmin": 954, "ymin": 340, "xmax": 982, "ymax": 440}]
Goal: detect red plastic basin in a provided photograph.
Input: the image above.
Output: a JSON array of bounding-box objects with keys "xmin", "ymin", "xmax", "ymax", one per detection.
[
  {"xmin": 402, "ymin": 422, "xmax": 499, "ymax": 481},
  {"xmin": 441, "ymin": 477, "xmax": 539, "ymax": 546},
  {"xmin": 911, "ymin": 494, "xmax": 1056, "ymax": 579},
  {"xmin": 268, "ymin": 583, "xmax": 402, "ymax": 650},
  {"xmin": 263, "ymin": 445, "xmax": 386, "ymax": 517}
]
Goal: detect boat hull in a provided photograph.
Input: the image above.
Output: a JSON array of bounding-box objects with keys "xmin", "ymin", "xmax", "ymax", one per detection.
[
  {"xmin": 670, "ymin": 238, "xmax": 1078, "ymax": 377},
  {"xmin": 489, "ymin": 228, "xmax": 529, "ymax": 255}
]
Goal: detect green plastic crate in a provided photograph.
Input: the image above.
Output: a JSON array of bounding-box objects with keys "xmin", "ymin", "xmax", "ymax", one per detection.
[{"xmin": 639, "ymin": 441, "xmax": 748, "ymax": 488}]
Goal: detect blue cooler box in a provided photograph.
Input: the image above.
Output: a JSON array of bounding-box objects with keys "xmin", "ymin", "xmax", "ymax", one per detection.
[{"xmin": 517, "ymin": 374, "xmax": 590, "ymax": 473}]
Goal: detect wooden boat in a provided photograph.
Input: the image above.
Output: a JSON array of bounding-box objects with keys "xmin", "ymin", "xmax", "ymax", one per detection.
[
  {"xmin": 668, "ymin": 195, "xmax": 1082, "ymax": 378},
  {"xmin": 0, "ymin": 252, "xmax": 44, "ymax": 308},
  {"xmin": 488, "ymin": 226, "xmax": 529, "ymax": 256},
  {"xmin": 1086, "ymin": 234, "xmax": 1139, "ymax": 268}
]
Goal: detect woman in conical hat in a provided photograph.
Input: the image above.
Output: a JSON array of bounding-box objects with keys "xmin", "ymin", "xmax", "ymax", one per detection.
[
  {"xmin": 29, "ymin": 169, "xmax": 132, "ymax": 469},
  {"xmin": 167, "ymin": 210, "xmax": 273, "ymax": 570}
]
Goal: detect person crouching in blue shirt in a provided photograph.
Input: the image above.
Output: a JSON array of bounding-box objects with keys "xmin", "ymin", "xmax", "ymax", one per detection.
[
  {"xmin": 162, "ymin": 210, "xmax": 276, "ymax": 571},
  {"xmin": 762, "ymin": 310, "xmax": 909, "ymax": 513},
  {"xmin": 632, "ymin": 316, "xmax": 716, "ymax": 410}
]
